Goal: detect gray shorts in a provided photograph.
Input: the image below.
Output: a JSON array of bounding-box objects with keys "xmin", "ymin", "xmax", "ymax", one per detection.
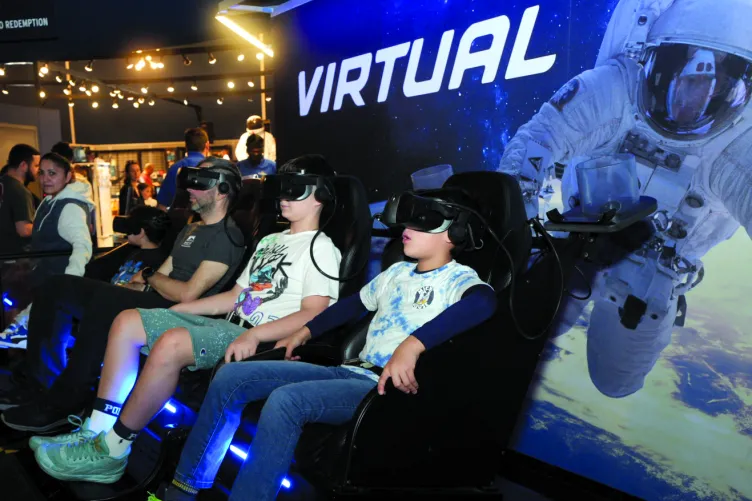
[{"xmin": 136, "ymin": 308, "xmax": 247, "ymax": 370}]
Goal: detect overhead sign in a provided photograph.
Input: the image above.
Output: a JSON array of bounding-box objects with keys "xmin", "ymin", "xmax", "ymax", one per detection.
[{"xmin": 0, "ymin": 0, "xmax": 56, "ymax": 43}]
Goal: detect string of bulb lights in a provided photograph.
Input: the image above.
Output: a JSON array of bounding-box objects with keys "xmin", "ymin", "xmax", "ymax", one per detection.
[{"xmin": 0, "ymin": 48, "xmax": 272, "ymax": 110}]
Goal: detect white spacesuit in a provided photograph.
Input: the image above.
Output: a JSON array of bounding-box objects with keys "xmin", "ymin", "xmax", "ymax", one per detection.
[
  {"xmin": 235, "ymin": 115, "xmax": 277, "ymax": 162},
  {"xmin": 498, "ymin": 0, "xmax": 752, "ymax": 398}
]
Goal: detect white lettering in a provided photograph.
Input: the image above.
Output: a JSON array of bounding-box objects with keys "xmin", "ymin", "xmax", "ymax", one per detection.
[
  {"xmin": 2, "ymin": 17, "xmax": 49, "ymax": 29},
  {"xmin": 298, "ymin": 66, "xmax": 324, "ymax": 117},
  {"xmin": 403, "ymin": 31, "xmax": 454, "ymax": 98},
  {"xmin": 375, "ymin": 42, "xmax": 411, "ymax": 103},
  {"xmin": 505, "ymin": 5, "xmax": 556, "ymax": 80},
  {"xmin": 333, "ymin": 53, "xmax": 372, "ymax": 111},
  {"xmin": 320, "ymin": 62, "xmax": 337, "ymax": 113},
  {"xmin": 448, "ymin": 15, "xmax": 510, "ymax": 90}
]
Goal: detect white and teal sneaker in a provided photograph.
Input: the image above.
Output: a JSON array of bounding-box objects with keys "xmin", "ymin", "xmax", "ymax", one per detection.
[
  {"xmin": 29, "ymin": 415, "xmax": 96, "ymax": 451},
  {"xmin": 34, "ymin": 431, "xmax": 128, "ymax": 484}
]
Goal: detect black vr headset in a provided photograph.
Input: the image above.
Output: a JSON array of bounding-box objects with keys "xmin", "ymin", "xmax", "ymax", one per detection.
[
  {"xmin": 261, "ymin": 173, "xmax": 334, "ymax": 204},
  {"xmin": 113, "ymin": 215, "xmax": 141, "ymax": 235},
  {"xmin": 380, "ymin": 189, "xmax": 483, "ymax": 249},
  {"xmin": 176, "ymin": 166, "xmax": 237, "ymax": 195}
]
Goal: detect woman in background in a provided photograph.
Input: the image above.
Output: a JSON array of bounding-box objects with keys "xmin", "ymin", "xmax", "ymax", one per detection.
[{"xmin": 119, "ymin": 161, "xmax": 143, "ymax": 215}]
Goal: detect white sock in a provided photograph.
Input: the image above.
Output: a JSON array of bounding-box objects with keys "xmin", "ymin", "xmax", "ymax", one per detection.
[
  {"xmin": 89, "ymin": 410, "xmax": 118, "ymax": 434},
  {"xmin": 104, "ymin": 428, "xmax": 133, "ymax": 458}
]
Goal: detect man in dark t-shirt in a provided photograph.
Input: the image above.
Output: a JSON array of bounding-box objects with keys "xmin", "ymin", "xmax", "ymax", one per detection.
[
  {"xmin": 0, "ymin": 144, "xmax": 40, "ymax": 255},
  {"xmin": 0, "ymin": 160, "xmax": 246, "ymax": 432}
]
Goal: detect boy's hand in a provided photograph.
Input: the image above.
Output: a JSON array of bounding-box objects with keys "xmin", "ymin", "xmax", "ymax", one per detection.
[
  {"xmin": 377, "ymin": 336, "xmax": 426, "ymax": 395},
  {"xmin": 274, "ymin": 327, "xmax": 312, "ymax": 360},
  {"xmin": 129, "ymin": 271, "xmax": 145, "ymax": 284},
  {"xmin": 224, "ymin": 330, "xmax": 260, "ymax": 363}
]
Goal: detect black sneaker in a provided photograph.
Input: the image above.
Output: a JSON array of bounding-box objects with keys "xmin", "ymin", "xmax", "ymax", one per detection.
[
  {"xmin": 1, "ymin": 398, "xmax": 82, "ymax": 432},
  {"xmin": 0, "ymin": 381, "xmax": 44, "ymax": 410}
]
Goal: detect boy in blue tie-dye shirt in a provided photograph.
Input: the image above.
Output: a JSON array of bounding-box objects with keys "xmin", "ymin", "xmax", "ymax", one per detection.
[{"xmin": 158, "ymin": 189, "xmax": 497, "ymax": 501}]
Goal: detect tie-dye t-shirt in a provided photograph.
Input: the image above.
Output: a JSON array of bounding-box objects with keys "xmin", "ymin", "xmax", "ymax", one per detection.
[{"xmin": 350, "ymin": 260, "xmax": 486, "ymax": 379}]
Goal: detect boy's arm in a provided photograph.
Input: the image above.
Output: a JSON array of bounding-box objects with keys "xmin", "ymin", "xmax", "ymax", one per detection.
[
  {"xmin": 170, "ymin": 283, "xmax": 243, "ymax": 316},
  {"xmin": 378, "ymin": 285, "xmax": 496, "ymax": 395},
  {"xmin": 224, "ymin": 294, "xmax": 332, "ymax": 363}
]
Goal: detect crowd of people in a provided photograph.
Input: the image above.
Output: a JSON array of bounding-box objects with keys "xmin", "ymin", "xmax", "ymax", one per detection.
[{"xmin": 0, "ymin": 128, "xmax": 496, "ymax": 501}]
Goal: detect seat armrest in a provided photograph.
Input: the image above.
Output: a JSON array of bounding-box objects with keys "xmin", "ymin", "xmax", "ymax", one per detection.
[{"xmin": 291, "ymin": 344, "xmax": 343, "ymax": 366}]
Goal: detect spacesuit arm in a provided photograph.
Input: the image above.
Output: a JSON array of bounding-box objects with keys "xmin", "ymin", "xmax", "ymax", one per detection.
[
  {"xmin": 498, "ymin": 61, "xmax": 634, "ymax": 190},
  {"xmin": 235, "ymin": 132, "xmax": 250, "ymax": 162},
  {"xmin": 265, "ymin": 132, "xmax": 277, "ymax": 162},
  {"xmin": 708, "ymin": 126, "xmax": 752, "ymax": 239}
]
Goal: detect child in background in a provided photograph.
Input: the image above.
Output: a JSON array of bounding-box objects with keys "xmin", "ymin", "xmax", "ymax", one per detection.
[{"xmin": 139, "ymin": 183, "xmax": 157, "ymax": 208}]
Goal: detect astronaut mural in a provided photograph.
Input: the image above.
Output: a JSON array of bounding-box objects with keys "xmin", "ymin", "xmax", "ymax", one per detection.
[{"xmin": 499, "ymin": 0, "xmax": 752, "ymax": 398}]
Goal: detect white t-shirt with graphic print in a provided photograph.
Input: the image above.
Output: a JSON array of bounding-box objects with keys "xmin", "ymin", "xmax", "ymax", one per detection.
[
  {"xmin": 233, "ymin": 230, "xmax": 341, "ymax": 327},
  {"xmin": 352, "ymin": 260, "xmax": 486, "ymax": 377}
]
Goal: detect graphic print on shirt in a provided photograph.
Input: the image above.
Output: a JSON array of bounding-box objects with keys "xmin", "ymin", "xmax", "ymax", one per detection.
[
  {"xmin": 413, "ymin": 285, "xmax": 435, "ymax": 309},
  {"xmin": 234, "ymin": 235, "xmax": 291, "ymax": 318},
  {"xmin": 111, "ymin": 260, "xmax": 145, "ymax": 286},
  {"xmin": 181, "ymin": 235, "xmax": 196, "ymax": 248}
]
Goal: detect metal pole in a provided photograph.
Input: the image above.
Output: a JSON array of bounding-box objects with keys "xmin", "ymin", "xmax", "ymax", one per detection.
[
  {"xmin": 66, "ymin": 61, "xmax": 76, "ymax": 143},
  {"xmin": 260, "ymin": 33, "xmax": 267, "ymax": 120}
]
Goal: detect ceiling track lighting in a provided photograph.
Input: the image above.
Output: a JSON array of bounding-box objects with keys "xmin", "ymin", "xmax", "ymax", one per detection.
[
  {"xmin": 227, "ymin": 81, "xmax": 235, "ymax": 89},
  {"xmin": 1, "ymin": 85, "xmax": 8, "ymax": 95},
  {"xmin": 237, "ymin": 53, "xmax": 245, "ymax": 62},
  {"xmin": 63, "ymin": 87, "xmax": 72, "ymax": 96},
  {"xmin": 112, "ymin": 99, "xmax": 119, "ymax": 109},
  {"xmin": 91, "ymin": 84, "xmax": 100, "ymax": 93},
  {"xmin": 247, "ymin": 80, "xmax": 255, "ymax": 87},
  {"xmin": 141, "ymin": 85, "xmax": 149, "ymax": 94},
  {"xmin": 68, "ymin": 98, "xmax": 75, "ymax": 107},
  {"xmin": 85, "ymin": 59, "xmax": 94, "ymax": 72},
  {"xmin": 138, "ymin": 96, "xmax": 145, "ymax": 104},
  {"xmin": 39, "ymin": 63, "xmax": 49, "ymax": 75},
  {"xmin": 38, "ymin": 88, "xmax": 46, "ymax": 99},
  {"xmin": 182, "ymin": 54, "xmax": 192, "ymax": 66},
  {"xmin": 208, "ymin": 52, "xmax": 217, "ymax": 64},
  {"xmin": 183, "ymin": 98, "xmax": 189, "ymax": 105},
  {"xmin": 148, "ymin": 98, "xmax": 155, "ymax": 106},
  {"xmin": 167, "ymin": 83, "xmax": 175, "ymax": 93},
  {"xmin": 133, "ymin": 101, "xmax": 140, "ymax": 108},
  {"xmin": 91, "ymin": 101, "xmax": 99, "ymax": 108},
  {"xmin": 55, "ymin": 74, "xmax": 63, "ymax": 83},
  {"xmin": 217, "ymin": 97, "xmax": 224, "ymax": 105},
  {"xmin": 190, "ymin": 81, "xmax": 198, "ymax": 91},
  {"xmin": 0, "ymin": 66, "xmax": 5, "ymax": 77},
  {"xmin": 85, "ymin": 89, "xmax": 92, "ymax": 96}
]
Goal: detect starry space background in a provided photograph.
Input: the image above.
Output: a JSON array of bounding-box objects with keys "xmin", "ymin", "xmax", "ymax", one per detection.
[{"xmin": 273, "ymin": 1, "xmax": 752, "ymax": 500}]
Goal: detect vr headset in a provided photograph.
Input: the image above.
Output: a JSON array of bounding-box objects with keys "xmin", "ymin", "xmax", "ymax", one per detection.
[
  {"xmin": 380, "ymin": 190, "xmax": 483, "ymax": 249},
  {"xmin": 381, "ymin": 191, "xmax": 461, "ymax": 233},
  {"xmin": 113, "ymin": 215, "xmax": 142, "ymax": 235},
  {"xmin": 176, "ymin": 166, "xmax": 230, "ymax": 192},
  {"xmin": 261, "ymin": 173, "xmax": 330, "ymax": 201}
]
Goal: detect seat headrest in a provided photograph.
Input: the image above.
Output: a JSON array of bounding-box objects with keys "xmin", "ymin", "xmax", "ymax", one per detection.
[
  {"xmin": 443, "ymin": 172, "xmax": 531, "ymax": 291},
  {"xmin": 322, "ymin": 176, "xmax": 372, "ymax": 297}
]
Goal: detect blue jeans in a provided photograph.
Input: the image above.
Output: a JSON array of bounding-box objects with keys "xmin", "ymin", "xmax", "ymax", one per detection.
[{"xmin": 174, "ymin": 361, "xmax": 377, "ymax": 501}]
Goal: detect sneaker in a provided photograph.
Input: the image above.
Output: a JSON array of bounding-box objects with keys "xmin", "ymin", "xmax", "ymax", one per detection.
[
  {"xmin": 1, "ymin": 398, "xmax": 83, "ymax": 432},
  {"xmin": 28, "ymin": 415, "xmax": 96, "ymax": 451},
  {"xmin": 35, "ymin": 431, "xmax": 128, "ymax": 484},
  {"xmin": 0, "ymin": 322, "xmax": 28, "ymax": 349}
]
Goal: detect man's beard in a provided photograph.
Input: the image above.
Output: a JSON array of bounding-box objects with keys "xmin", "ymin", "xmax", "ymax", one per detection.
[
  {"xmin": 24, "ymin": 168, "xmax": 35, "ymax": 185},
  {"xmin": 192, "ymin": 197, "xmax": 216, "ymax": 214}
]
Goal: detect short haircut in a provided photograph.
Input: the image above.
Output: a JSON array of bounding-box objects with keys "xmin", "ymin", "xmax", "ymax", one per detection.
[
  {"xmin": 51, "ymin": 142, "xmax": 74, "ymax": 162},
  {"xmin": 40, "ymin": 152, "xmax": 72, "ymax": 175},
  {"xmin": 246, "ymin": 133, "xmax": 265, "ymax": 150},
  {"xmin": 137, "ymin": 182, "xmax": 151, "ymax": 193},
  {"xmin": 185, "ymin": 128, "xmax": 209, "ymax": 152},
  {"xmin": 7, "ymin": 144, "xmax": 40, "ymax": 170},
  {"xmin": 278, "ymin": 154, "xmax": 335, "ymax": 177},
  {"xmin": 128, "ymin": 206, "xmax": 171, "ymax": 244}
]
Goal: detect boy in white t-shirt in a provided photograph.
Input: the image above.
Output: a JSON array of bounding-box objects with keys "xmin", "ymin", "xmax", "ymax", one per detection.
[
  {"xmin": 33, "ymin": 155, "xmax": 341, "ymax": 485},
  {"xmin": 155, "ymin": 188, "xmax": 498, "ymax": 501}
]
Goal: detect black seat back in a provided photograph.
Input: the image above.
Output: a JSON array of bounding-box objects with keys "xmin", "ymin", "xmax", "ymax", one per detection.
[
  {"xmin": 322, "ymin": 175, "xmax": 372, "ymax": 297},
  {"xmin": 444, "ymin": 171, "xmax": 531, "ymax": 290}
]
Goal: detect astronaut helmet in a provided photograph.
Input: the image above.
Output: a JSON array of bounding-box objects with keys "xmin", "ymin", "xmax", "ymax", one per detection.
[{"xmin": 638, "ymin": 0, "xmax": 752, "ymax": 141}]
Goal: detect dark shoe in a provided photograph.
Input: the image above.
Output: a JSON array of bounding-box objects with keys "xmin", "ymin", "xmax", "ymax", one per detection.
[
  {"xmin": 1, "ymin": 398, "xmax": 83, "ymax": 432},
  {"xmin": 0, "ymin": 380, "xmax": 44, "ymax": 410}
]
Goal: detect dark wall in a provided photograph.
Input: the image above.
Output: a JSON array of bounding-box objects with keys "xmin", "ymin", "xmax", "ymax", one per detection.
[{"xmin": 0, "ymin": 0, "xmax": 221, "ymax": 62}]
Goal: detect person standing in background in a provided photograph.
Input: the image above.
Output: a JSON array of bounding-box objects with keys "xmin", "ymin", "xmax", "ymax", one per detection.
[
  {"xmin": 0, "ymin": 144, "xmax": 40, "ymax": 255},
  {"xmin": 157, "ymin": 129, "xmax": 210, "ymax": 211},
  {"xmin": 236, "ymin": 134, "xmax": 276, "ymax": 179},
  {"xmin": 235, "ymin": 115, "xmax": 276, "ymax": 163},
  {"xmin": 119, "ymin": 161, "xmax": 143, "ymax": 216}
]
